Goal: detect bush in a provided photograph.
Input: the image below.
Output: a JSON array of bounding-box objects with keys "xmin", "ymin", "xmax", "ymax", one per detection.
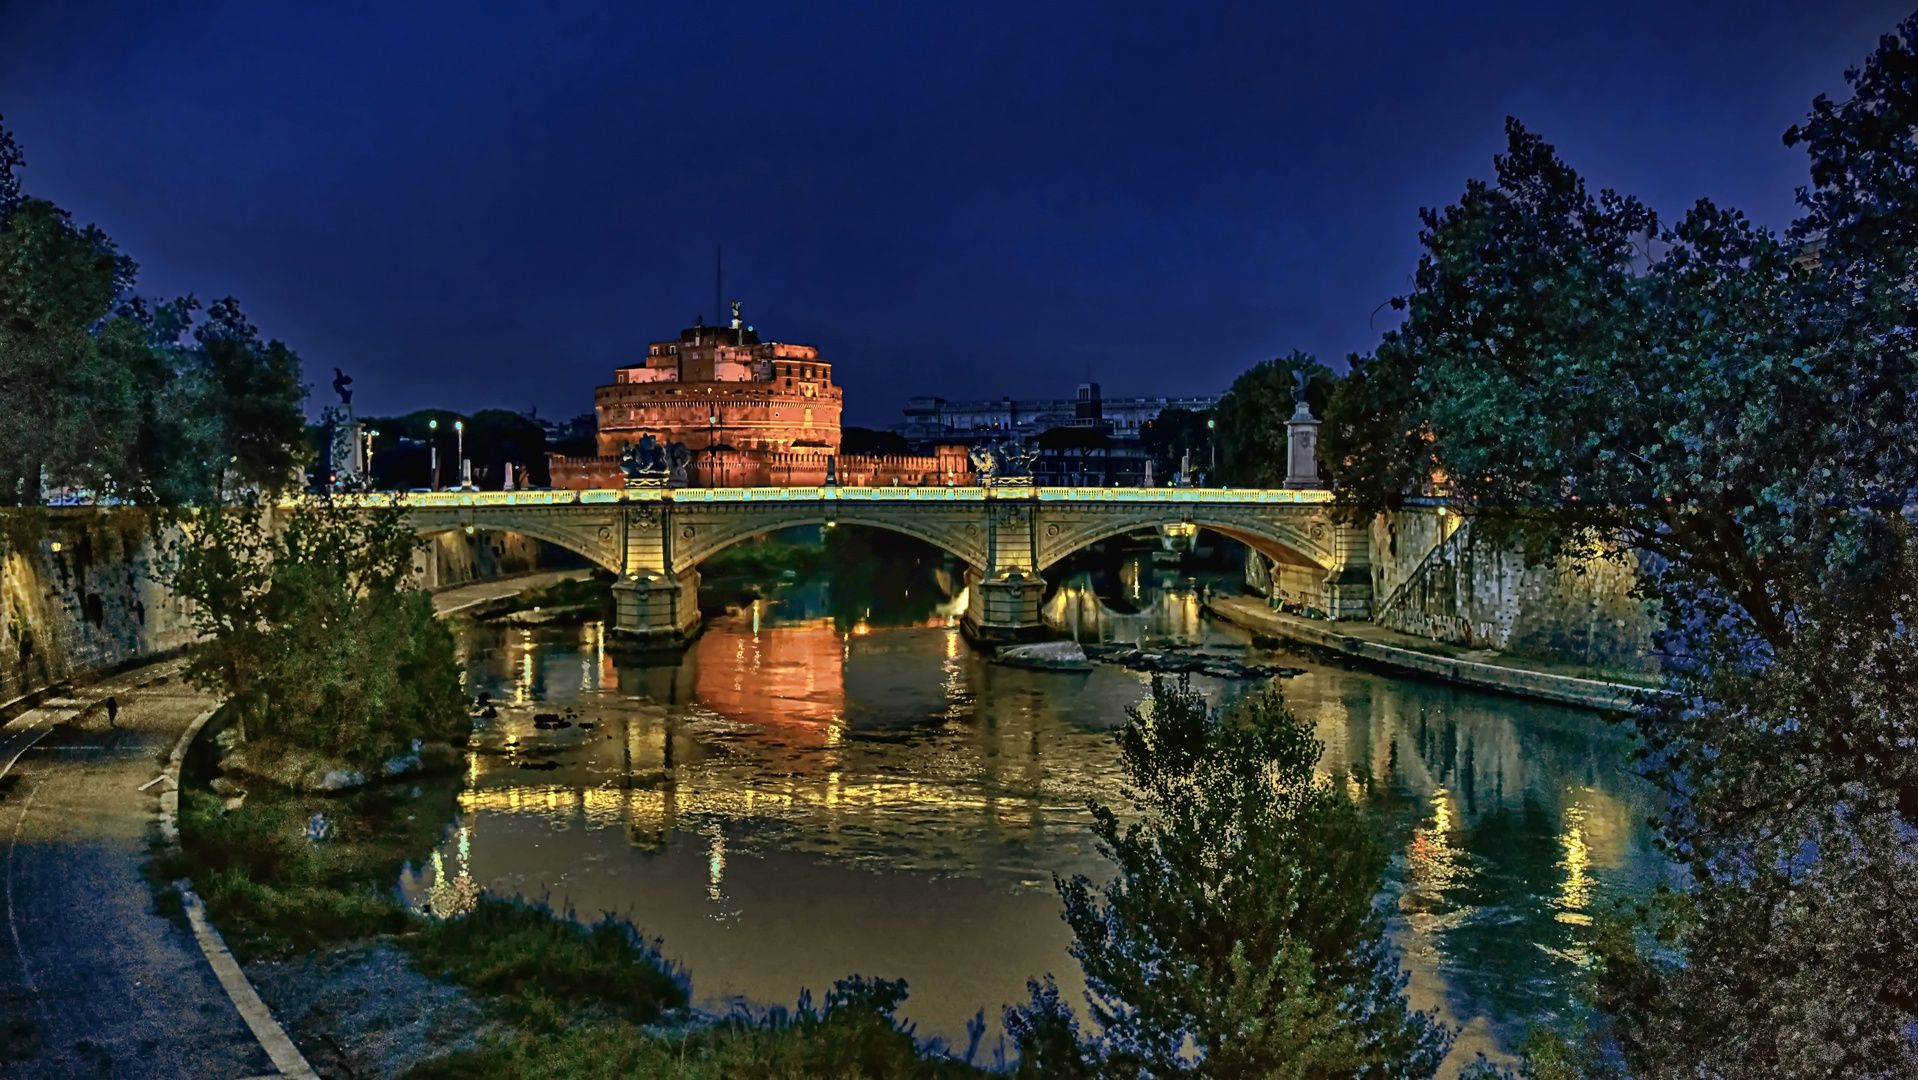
[
  {"xmin": 401, "ymin": 976, "xmax": 988, "ymax": 1080},
  {"xmin": 403, "ymin": 898, "xmax": 689, "ymax": 1031},
  {"xmin": 1007, "ymin": 676, "xmax": 1450, "ymax": 1078},
  {"xmin": 164, "ymin": 499, "xmax": 468, "ymax": 767}
]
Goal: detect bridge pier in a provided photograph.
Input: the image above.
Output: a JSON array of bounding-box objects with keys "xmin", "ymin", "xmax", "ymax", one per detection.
[
  {"xmin": 960, "ymin": 490, "xmax": 1053, "ymax": 645},
  {"xmin": 609, "ymin": 567, "xmax": 701, "ymax": 649},
  {"xmin": 963, "ymin": 567, "xmax": 1050, "ymax": 644}
]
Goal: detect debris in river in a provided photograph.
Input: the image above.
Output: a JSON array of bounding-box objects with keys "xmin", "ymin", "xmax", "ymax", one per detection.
[{"xmin": 995, "ymin": 641, "xmax": 1093, "ymax": 671}]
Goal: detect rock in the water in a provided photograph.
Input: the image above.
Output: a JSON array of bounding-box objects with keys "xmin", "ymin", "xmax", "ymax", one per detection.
[
  {"xmin": 996, "ymin": 641, "xmax": 1093, "ymax": 671},
  {"xmin": 319, "ymin": 768, "xmax": 367, "ymax": 791}
]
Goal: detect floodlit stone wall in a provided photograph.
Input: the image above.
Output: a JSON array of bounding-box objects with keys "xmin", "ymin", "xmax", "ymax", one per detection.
[
  {"xmin": 1, "ymin": 511, "xmax": 196, "ymax": 702},
  {"xmin": 1367, "ymin": 507, "xmax": 1662, "ymax": 674}
]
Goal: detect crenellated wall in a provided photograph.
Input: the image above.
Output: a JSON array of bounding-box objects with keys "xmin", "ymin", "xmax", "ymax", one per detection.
[{"xmin": 1364, "ymin": 507, "xmax": 1662, "ymax": 674}]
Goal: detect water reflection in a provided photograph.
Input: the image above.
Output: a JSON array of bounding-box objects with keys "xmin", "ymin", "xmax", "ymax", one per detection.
[{"xmin": 428, "ymin": 556, "xmax": 1666, "ymax": 1060}]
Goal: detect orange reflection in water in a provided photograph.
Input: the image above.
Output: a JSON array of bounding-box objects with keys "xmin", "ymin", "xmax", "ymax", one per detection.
[{"xmin": 696, "ymin": 619, "xmax": 846, "ymax": 747}]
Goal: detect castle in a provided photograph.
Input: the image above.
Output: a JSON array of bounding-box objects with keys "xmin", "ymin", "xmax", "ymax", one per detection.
[{"xmin": 549, "ymin": 306, "xmax": 968, "ymax": 489}]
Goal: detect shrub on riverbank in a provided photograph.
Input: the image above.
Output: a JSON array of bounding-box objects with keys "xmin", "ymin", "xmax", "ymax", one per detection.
[
  {"xmin": 160, "ymin": 777, "xmax": 461, "ymax": 958},
  {"xmin": 401, "ymin": 976, "xmax": 989, "ymax": 1080},
  {"xmin": 165, "ymin": 500, "xmax": 468, "ymax": 768},
  {"xmin": 1007, "ymin": 675, "xmax": 1450, "ymax": 1078},
  {"xmin": 403, "ymin": 898, "xmax": 687, "ymax": 1032}
]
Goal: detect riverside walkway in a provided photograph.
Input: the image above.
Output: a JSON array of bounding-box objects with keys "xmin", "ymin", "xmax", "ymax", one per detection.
[{"xmin": 0, "ymin": 574, "xmax": 579, "ymax": 1079}]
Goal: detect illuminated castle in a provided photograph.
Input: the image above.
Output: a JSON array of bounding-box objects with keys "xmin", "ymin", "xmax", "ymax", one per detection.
[{"xmin": 550, "ymin": 305, "xmax": 966, "ymax": 489}]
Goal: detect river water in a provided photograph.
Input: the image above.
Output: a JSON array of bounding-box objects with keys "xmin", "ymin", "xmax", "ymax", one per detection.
[{"xmin": 423, "ymin": 551, "xmax": 1667, "ymax": 1067}]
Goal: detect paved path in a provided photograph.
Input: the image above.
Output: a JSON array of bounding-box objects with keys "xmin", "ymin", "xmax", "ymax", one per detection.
[
  {"xmin": 0, "ymin": 572, "xmax": 589, "ymax": 1078},
  {"xmin": 1207, "ymin": 594, "xmax": 1660, "ymax": 711},
  {"xmin": 433, "ymin": 567, "xmax": 595, "ymax": 617},
  {"xmin": 0, "ymin": 663, "xmax": 278, "ymax": 1079}
]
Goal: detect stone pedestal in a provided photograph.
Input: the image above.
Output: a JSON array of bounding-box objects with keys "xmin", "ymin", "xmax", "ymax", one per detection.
[
  {"xmin": 1284, "ymin": 400, "xmax": 1322, "ymax": 490},
  {"xmin": 610, "ymin": 566, "xmax": 702, "ymax": 650},
  {"xmin": 322, "ymin": 405, "xmax": 363, "ymax": 489},
  {"xmin": 962, "ymin": 567, "xmax": 1050, "ymax": 645}
]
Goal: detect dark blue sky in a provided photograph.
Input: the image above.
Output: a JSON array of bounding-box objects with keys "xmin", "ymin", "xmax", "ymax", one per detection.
[{"xmin": 1, "ymin": 1, "xmax": 1908, "ymax": 426}]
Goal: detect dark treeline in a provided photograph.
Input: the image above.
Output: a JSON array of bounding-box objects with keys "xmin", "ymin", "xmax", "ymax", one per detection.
[
  {"xmin": 1159, "ymin": 16, "xmax": 1918, "ymax": 1078},
  {"xmin": 0, "ymin": 120, "xmax": 307, "ymax": 506}
]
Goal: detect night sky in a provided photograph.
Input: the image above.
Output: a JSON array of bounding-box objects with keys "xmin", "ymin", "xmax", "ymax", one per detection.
[{"xmin": 1, "ymin": 1, "xmax": 1908, "ymax": 426}]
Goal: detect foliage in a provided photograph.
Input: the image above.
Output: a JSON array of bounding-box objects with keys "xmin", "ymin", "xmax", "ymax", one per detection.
[
  {"xmin": 1008, "ymin": 676, "xmax": 1448, "ymax": 1078},
  {"xmin": 363, "ymin": 409, "xmax": 551, "ymax": 490},
  {"xmin": 404, "ymin": 898, "xmax": 688, "ymax": 1032},
  {"xmin": 1323, "ymin": 14, "xmax": 1918, "ymax": 1076},
  {"xmin": 1139, "ymin": 407, "xmax": 1214, "ymax": 484},
  {"xmin": 1213, "ymin": 352, "xmax": 1334, "ymax": 488},
  {"xmin": 157, "ymin": 779, "xmax": 462, "ymax": 959},
  {"xmin": 400, "ymin": 977, "xmax": 989, "ymax": 1080},
  {"xmin": 0, "ymin": 117, "xmax": 307, "ymax": 505},
  {"xmin": 164, "ymin": 499, "xmax": 467, "ymax": 766}
]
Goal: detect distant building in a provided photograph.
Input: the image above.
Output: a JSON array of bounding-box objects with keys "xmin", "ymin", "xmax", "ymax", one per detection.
[{"xmin": 894, "ymin": 384, "xmax": 1221, "ymax": 487}]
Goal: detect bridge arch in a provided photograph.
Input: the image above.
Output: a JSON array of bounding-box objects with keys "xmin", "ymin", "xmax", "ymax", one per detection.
[
  {"xmin": 1032, "ymin": 512, "xmax": 1337, "ymax": 574},
  {"xmin": 403, "ymin": 508, "xmax": 627, "ymax": 573},
  {"xmin": 670, "ymin": 506, "xmax": 987, "ymax": 575}
]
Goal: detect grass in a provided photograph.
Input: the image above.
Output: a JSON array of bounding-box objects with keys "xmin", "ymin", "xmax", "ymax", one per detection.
[
  {"xmin": 517, "ymin": 572, "xmax": 615, "ymax": 611},
  {"xmin": 402, "ymin": 897, "xmax": 688, "ymax": 1032},
  {"xmin": 400, "ymin": 977, "xmax": 992, "ymax": 1080},
  {"xmin": 156, "ymin": 773, "xmax": 464, "ymax": 959},
  {"xmin": 165, "ymin": 700, "xmax": 986, "ymax": 1078}
]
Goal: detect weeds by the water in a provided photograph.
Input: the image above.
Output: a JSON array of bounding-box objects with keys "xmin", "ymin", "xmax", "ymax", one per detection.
[
  {"xmin": 401, "ymin": 976, "xmax": 989, "ymax": 1080},
  {"xmin": 157, "ymin": 776, "xmax": 462, "ymax": 959},
  {"xmin": 509, "ymin": 572, "xmax": 615, "ymax": 614},
  {"xmin": 402, "ymin": 897, "xmax": 688, "ymax": 1032}
]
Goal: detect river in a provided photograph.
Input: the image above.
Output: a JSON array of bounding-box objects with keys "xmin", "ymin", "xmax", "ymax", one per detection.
[{"xmin": 419, "ymin": 543, "xmax": 1667, "ymax": 1068}]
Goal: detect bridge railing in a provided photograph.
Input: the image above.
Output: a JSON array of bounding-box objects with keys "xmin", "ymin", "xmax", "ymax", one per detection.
[{"xmin": 307, "ymin": 486, "xmax": 1335, "ymax": 509}]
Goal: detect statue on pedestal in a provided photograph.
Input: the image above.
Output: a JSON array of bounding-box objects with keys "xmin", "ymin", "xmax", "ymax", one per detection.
[
  {"xmin": 971, "ymin": 440, "xmax": 1036, "ymax": 485},
  {"xmin": 622, "ymin": 435, "xmax": 692, "ymax": 489}
]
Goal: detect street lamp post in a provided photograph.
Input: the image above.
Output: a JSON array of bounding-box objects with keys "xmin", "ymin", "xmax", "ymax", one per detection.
[
  {"xmin": 429, "ymin": 419, "xmax": 440, "ymax": 490},
  {"xmin": 709, "ymin": 412, "xmax": 717, "ymax": 488},
  {"xmin": 1207, "ymin": 418, "xmax": 1216, "ymax": 481},
  {"xmin": 365, "ymin": 429, "xmax": 378, "ymax": 488},
  {"xmin": 455, "ymin": 419, "xmax": 466, "ymax": 489}
]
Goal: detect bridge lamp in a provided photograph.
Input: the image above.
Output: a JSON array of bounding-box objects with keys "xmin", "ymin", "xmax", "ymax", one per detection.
[{"xmin": 429, "ymin": 419, "xmax": 441, "ymax": 489}]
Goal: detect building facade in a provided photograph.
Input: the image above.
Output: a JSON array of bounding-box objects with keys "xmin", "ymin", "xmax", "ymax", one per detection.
[
  {"xmin": 550, "ymin": 310, "xmax": 972, "ymax": 489},
  {"xmin": 893, "ymin": 384, "xmax": 1222, "ymax": 487},
  {"xmin": 596, "ymin": 312, "xmax": 842, "ymax": 456},
  {"xmin": 895, "ymin": 385, "xmax": 1220, "ymax": 445}
]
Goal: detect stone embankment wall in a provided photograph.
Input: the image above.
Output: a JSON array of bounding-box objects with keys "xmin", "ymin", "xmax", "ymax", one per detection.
[
  {"xmin": 2, "ymin": 510, "xmax": 581, "ymax": 704},
  {"xmin": 1366, "ymin": 508, "xmax": 1661, "ymax": 674},
  {"xmin": 413, "ymin": 528, "xmax": 588, "ymax": 590}
]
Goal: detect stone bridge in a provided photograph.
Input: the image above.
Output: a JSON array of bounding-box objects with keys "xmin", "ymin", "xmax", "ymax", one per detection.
[{"xmin": 383, "ymin": 485, "xmax": 1366, "ymax": 646}]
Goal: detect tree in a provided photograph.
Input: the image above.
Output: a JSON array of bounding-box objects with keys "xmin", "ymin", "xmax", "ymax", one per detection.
[
  {"xmin": 1323, "ymin": 17, "xmax": 1918, "ymax": 1074},
  {"xmin": 0, "ymin": 118, "xmax": 307, "ymax": 505},
  {"xmin": 840, "ymin": 427, "xmax": 910, "ymax": 457},
  {"xmin": 0, "ymin": 194, "xmax": 138, "ymax": 504},
  {"xmin": 1007, "ymin": 676, "xmax": 1448, "ymax": 1078},
  {"xmin": 1139, "ymin": 407, "xmax": 1212, "ymax": 484},
  {"xmin": 1214, "ymin": 352, "xmax": 1333, "ymax": 488},
  {"xmin": 165, "ymin": 499, "xmax": 467, "ymax": 767}
]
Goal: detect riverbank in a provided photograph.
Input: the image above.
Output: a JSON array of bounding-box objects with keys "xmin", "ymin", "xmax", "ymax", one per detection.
[
  {"xmin": 0, "ymin": 660, "xmax": 289, "ymax": 1079},
  {"xmin": 1205, "ymin": 594, "xmax": 1661, "ymax": 712}
]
